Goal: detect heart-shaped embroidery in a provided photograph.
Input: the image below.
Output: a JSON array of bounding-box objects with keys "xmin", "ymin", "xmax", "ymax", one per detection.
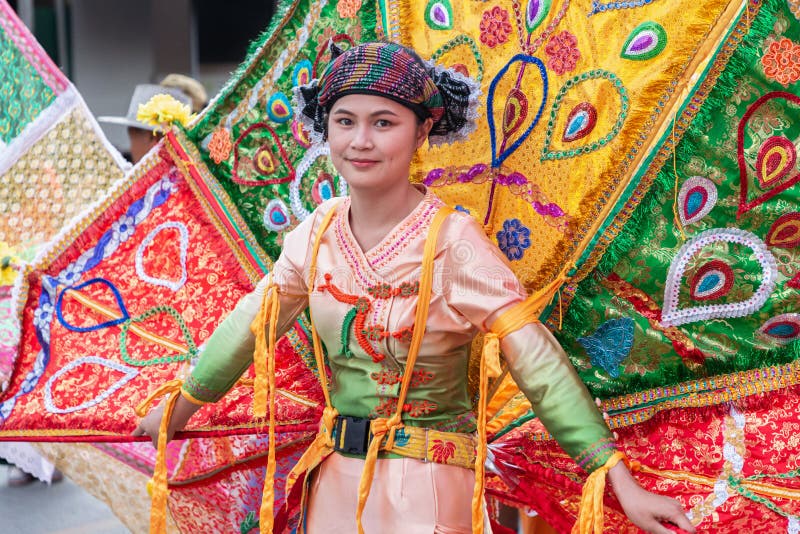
[
  {"xmin": 661, "ymin": 228, "xmax": 777, "ymax": 327},
  {"xmin": 119, "ymin": 306, "xmax": 197, "ymax": 366},
  {"xmin": 541, "ymin": 70, "xmax": 629, "ymax": 161},
  {"xmin": 487, "ymin": 54, "xmax": 548, "ymax": 168},
  {"xmin": 56, "ymin": 278, "xmax": 130, "ymax": 332},
  {"xmin": 577, "ymin": 317, "xmax": 635, "ymax": 378},
  {"xmin": 737, "ymin": 91, "xmax": 800, "ymax": 217},
  {"xmin": 43, "ymin": 356, "xmax": 139, "ymax": 414},
  {"xmin": 232, "ymin": 122, "xmax": 295, "ymax": 186},
  {"xmin": 135, "ymin": 221, "xmax": 189, "ymax": 292}
]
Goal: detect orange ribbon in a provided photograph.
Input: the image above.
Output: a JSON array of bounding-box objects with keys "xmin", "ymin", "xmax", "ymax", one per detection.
[{"xmin": 135, "ymin": 379, "xmax": 183, "ymax": 534}]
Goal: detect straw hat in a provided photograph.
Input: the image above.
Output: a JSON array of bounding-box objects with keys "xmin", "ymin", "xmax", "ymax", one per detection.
[{"xmin": 159, "ymin": 73, "xmax": 208, "ymax": 113}]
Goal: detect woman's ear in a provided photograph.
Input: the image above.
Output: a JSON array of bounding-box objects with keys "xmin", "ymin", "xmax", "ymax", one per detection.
[{"xmin": 416, "ymin": 117, "xmax": 434, "ymax": 149}]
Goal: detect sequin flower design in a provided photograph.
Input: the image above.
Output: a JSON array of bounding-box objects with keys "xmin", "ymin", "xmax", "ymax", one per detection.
[
  {"xmin": 479, "ymin": 6, "xmax": 512, "ymax": 48},
  {"xmin": 761, "ymin": 37, "xmax": 800, "ymax": 87},
  {"xmin": 544, "ymin": 31, "xmax": 581, "ymax": 75},
  {"xmin": 56, "ymin": 261, "xmax": 83, "ymax": 287},
  {"xmin": 207, "ymin": 127, "xmax": 232, "ymax": 164},
  {"xmin": 337, "ymin": 0, "xmax": 362, "ymax": 18},
  {"xmin": 33, "ymin": 302, "xmax": 53, "ymax": 331},
  {"xmin": 496, "ymin": 219, "xmax": 531, "ymax": 261},
  {"xmin": 111, "ymin": 214, "xmax": 136, "ymax": 245}
]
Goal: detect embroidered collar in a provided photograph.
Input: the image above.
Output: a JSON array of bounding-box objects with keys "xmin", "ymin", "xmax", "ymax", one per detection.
[{"xmin": 334, "ymin": 188, "xmax": 443, "ymax": 289}]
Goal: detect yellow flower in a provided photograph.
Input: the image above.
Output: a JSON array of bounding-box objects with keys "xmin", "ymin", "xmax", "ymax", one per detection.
[
  {"xmin": 0, "ymin": 241, "xmax": 21, "ymax": 287},
  {"xmin": 136, "ymin": 94, "xmax": 196, "ymax": 133}
]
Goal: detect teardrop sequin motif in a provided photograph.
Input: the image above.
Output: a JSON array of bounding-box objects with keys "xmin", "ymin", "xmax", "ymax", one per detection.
[
  {"xmin": 689, "ymin": 260, "xmax": 734, "ymax": 301},
  {"xmin": 267, "ymin": 92, "xmax": 293, "ymax": 123},
  {"xmin": 756, "ymin": 136, "xmax": 797, "ymax": 188},
  {"xmin": 502, "ymin": 88, "xmax": 529, "ymax": 138},
  {"xmin": 254, "ymin": 145, "xmax": 277, "ymax": 176},
  {"xmin": 562, "ymin": 102, "xmax": 597, "ymax": 142},
  {"xmin": 621, "ymin": 22, "xmax": 668, "ymax": 60},
  {"xmin": 292, "ymin": 60, "xmax": 313, "ymax": 87},
  {"xmin": 44, "ymin": 357, "xmax": 139, "ymax": 414},
  {"xmin": 758, "ymin": 313, "xmax": 800, "ymax": 345},
  {"xmin": 312, "ymin": 173, "xmax": 335, "ymax": 205},
  {"xmin": 292, "ymin": 120, "xmax": 311, "ymax": 148},
  {"xmin": 737, "ymin": 92, "xmax": 800, "ymax": 217},
  {"xmin": 425, "ymin": 0, "xmax": 453, "ymax": 29},
  {"xmin": 766, "ymin": 212, "xmax": 800, "ymax": 249},
  {"xmin": 661, "ymin": 228, "xmax": 777, "ymax": 327},
  {"xmin": 541, "ymin": 70, "xmax": 628, "ymax": 161},
  {"xmin": 678, "ymin": 176, "xmax": 718, "ymax": 226},
  {"xmin": 263, "ymin": 198, "xmax": 291, "ymax": 232},
  {"xmin": 525, "ymin": 0, "xmax": 551, "ymax": 33}
]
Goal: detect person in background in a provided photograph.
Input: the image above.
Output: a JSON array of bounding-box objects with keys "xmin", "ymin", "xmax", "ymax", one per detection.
[
  {"xmin": 99, "ymin": 75, "xmax": 204, "ymax": 164},
  {"xmin": 159, "ymin": 73, "xmax": 208, "ymax": 114}
]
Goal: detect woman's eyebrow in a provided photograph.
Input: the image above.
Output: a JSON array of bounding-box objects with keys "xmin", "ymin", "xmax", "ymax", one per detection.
[{"xmin": 331, "ymin": 108, "xmax": 400, "ymax": 117}]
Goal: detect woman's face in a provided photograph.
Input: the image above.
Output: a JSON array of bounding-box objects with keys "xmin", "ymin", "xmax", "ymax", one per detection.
[{"xmin": 327, "ymin": 94, "xmax": 432, "ymax": 193}]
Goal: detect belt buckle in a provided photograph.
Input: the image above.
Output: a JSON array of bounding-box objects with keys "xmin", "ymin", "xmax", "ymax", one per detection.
[
  {"xmin": 423, "ymin": 427, "xmax": 430, "ymax": 463},
  {"xmin": 334, "ymin": 415, "xmax": 371, "ymax": 456}
]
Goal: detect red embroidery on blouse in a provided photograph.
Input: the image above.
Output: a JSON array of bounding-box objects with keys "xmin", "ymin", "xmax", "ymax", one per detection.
[
  {"xmin": 319, "ymin": 274, "xmax": 421, "ymax": 363},
  {"xmin": 369, "ymin": 368, "xmax": 435, "ymax": 387},
  {"xmin": 372, "ymin": 398, "xmax": 439, "ymax": 418}
]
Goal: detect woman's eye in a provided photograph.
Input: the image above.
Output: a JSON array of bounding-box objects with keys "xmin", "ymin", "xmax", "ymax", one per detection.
[
  {"xmin": 337, "ymin": 118, "xmax": 352, "ymax": 126},
  {"xmin": 376, "ymin": 119, "xmax": 391, "ymax": 128}
]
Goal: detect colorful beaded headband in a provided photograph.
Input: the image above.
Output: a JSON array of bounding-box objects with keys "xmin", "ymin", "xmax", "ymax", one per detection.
[{"xmin": 293, "ymin": 41, "xmax": 481, "ymax": 146}]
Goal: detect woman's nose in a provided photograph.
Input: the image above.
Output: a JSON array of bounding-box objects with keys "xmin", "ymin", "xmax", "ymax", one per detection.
[{"xmin": 350, "ymin": 125, "xmax": 374, "ymax": 149}]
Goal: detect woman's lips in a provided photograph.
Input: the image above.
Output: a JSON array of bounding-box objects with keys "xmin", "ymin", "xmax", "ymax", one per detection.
[{"xmin": 348, "ymin": 159, "xmax": 379, "ymax": 168}]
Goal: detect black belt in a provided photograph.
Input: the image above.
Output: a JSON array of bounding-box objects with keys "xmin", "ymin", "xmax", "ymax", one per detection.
[{"xmin": 332, "ymin": 415, "xmax": 372, "ymax": 456}]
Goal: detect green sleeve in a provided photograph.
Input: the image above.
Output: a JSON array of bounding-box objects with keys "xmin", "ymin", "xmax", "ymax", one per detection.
[
  {"xmin": 183, "ymin": 281, "xmax": 268, "ymax": 403},
  {"xmin": 501, "ymin": 323, "xmax": 616, "ymax": 473}
]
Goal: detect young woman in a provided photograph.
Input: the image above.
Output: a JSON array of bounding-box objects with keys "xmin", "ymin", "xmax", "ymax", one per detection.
[{"xmin": 135, "ymin": 42, "xmax": 695, "ymax": 534}]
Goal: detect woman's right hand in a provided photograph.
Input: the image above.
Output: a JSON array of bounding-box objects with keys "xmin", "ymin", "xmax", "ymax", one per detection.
[
  {"xmin": 132, "ymin": 403, "xmax": 170, "ymax": 448},
  {"xmin": 132, "ymin": 395, "xmax": 202, "ymax": 448}
]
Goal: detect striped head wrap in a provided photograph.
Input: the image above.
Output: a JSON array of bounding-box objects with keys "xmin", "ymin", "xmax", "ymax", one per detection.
[{"xmin": 294, "ymin": 41, "xmax": 480, "ymax": 146}]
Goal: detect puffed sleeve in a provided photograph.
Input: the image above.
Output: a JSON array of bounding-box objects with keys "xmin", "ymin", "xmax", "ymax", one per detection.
[
  {"xmin": 442, "ymin": 214, "xmax": 616, "ymax": 473},
  {"xmin": 182, "ymin": 199, "xmax": 340, "ymax": 404}
]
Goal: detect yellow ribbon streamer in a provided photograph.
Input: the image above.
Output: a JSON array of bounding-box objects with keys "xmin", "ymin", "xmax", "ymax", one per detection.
[
  {"xmin": 571, "ymin": 451, "xmax": 627, "ymax": 534},
  {"xmin": 470, "ymin": 265, "xmax": 573, "ymax": 532},
  {"xmin": 471, "ymin": 332, "xmax": 502, "ymax": 533},
  {"xmin": 135, "ymin": 379, "xmax": 184, "ymax": 534},
  {"xmin": 257, "ymin": 203, "xmax": 341, "ymax": 532},
  {"xmin": 354, "ymin": 206, "xmax": 454, "ymax": 534},
  {"xmin": 251, "ymin": 275, "xmax": 279, "ymax": 418},
  {"xmin": 252, "ymin": 275, "xmax": 281, "ymax": 533}
]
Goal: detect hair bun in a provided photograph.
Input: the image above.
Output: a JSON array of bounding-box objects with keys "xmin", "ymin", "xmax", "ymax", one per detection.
[{"xmin": 426, "ymin": 63, "xmax": 481, "ymax": 146}]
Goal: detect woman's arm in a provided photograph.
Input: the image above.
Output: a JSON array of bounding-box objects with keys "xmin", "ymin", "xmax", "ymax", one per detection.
[
  {"xmin": 133, "ymin": 198, "xmax": 341, "ymax": 445},
  {"xmin": 133, "ymin": 278, "xmax": 306, "ymax": 446},
  {"xmin": 441, "ymin": 213, "xmax": 694, "ymax": 532},
  {"xmin": 501, "ymin": 324, "xmax": 695, "ymax": 533}
]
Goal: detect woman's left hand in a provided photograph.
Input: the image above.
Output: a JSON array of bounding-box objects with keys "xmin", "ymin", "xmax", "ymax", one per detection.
[{"xmin": 608, "ymin": 462, "xmax": 697, "ymax": 534}]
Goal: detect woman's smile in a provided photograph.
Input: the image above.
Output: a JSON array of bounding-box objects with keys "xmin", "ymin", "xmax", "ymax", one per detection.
[{"xmin": 346, "ymin": 157, "xmax": 380, "ymax": 169}]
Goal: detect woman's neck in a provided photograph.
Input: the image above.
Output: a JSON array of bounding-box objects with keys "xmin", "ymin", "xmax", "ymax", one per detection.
[{"xmin": 347, "ymin": 182, "xmax": 425, "ymax": 252}]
